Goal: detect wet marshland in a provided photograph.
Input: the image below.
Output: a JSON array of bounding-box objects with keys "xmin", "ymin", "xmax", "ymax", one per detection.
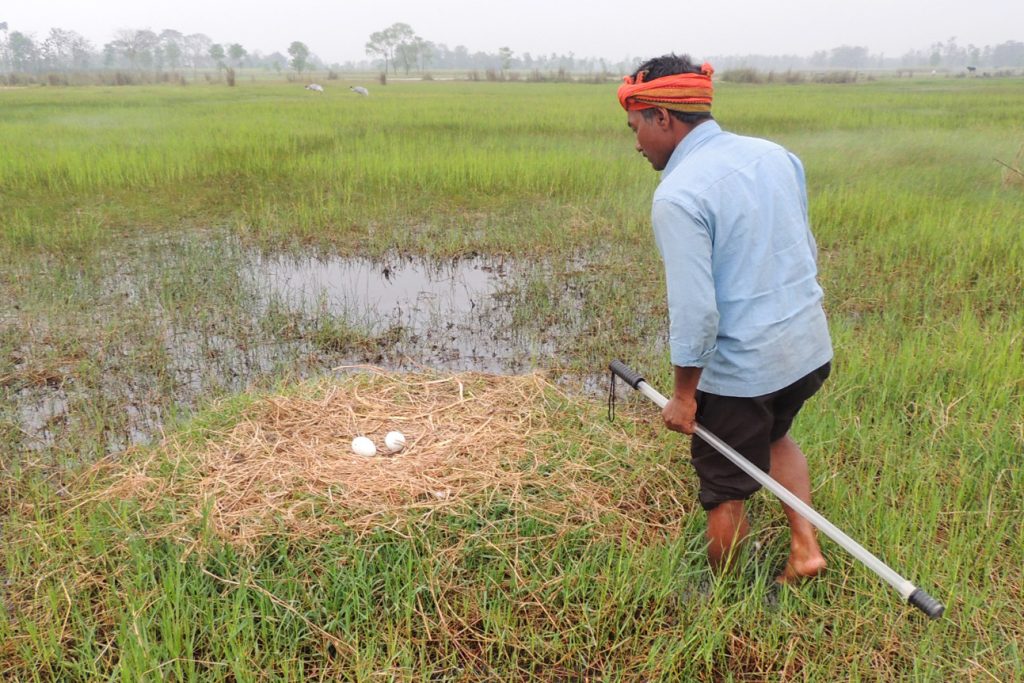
[{"xmin": 1, "ymin": 230, "xmax": 666, "ymax": 458}]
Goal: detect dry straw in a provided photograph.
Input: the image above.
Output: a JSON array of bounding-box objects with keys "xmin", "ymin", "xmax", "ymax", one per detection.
[
  {"xmin": 90, "ymin": 366, "xmax": 692, "ymax": 552},
  {"xmin": 97, "ymin": 367, "xmax": 575, "ymax": 546}
]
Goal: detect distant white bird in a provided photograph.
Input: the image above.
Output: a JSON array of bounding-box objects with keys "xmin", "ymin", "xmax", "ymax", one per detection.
[
  {"xmin": 350, "ymin": 86, "xmax": 369, "ymax": 96},
  {"xmin": 305, "ymin": 83, "xmax": 324, "ymax": 92}
]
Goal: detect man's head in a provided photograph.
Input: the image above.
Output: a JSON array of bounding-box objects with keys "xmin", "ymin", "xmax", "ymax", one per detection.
[
  {"xmin": 620, "ymin": 54, "xmax": 715, "ymax": 171},
  {"xmin": 628, "ymin": 54, "xmax": 715, "ymax": 126}
]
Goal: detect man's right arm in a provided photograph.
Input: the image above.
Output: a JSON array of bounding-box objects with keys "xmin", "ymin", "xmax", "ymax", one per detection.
[
  {"xmin": 652, "ymin": 198, "xmax": 719, "ymax": 374},
  {"xmin": 652, "ymin": 197, "xmax": 717, "ymax": 436}
]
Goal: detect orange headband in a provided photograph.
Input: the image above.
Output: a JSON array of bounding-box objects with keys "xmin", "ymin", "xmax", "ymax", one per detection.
[{"xmin": 617, "ymin": 62, "xmax": 715, "ymax": 113}]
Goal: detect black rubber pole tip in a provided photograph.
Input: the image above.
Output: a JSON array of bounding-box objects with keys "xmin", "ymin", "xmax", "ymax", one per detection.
[
  {"xmin": 609, "ymin": 360, "xmax": 645, "ymax": 389},
  {"xmin": 908, "ymin": 588, "xmax": 945, "ymax": 619}
]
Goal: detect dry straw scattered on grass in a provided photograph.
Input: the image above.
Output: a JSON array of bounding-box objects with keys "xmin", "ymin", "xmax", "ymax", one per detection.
[{"xmin": 93, "ymin": 366, "xmax": 626, "ymax": 546}]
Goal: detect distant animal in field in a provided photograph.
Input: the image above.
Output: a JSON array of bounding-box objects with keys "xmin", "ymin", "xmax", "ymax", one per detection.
[
  {"xmin": 305, "ymin": 83, "xmax": 324, "ymax": 92},
  {"xmin": 350, "ymin": 86, "xmax": 369, "ymax": 96}
]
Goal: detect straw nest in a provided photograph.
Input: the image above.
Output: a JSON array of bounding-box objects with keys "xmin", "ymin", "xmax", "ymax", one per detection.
[{"xmin": 96, "ymin": 367, "xmax": 621, "ymax": 546}]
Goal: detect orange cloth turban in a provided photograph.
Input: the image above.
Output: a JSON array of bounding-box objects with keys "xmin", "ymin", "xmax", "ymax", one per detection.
[{"xmin": 617, "ymin": 62, "xmax": 715, "ymax": 113}]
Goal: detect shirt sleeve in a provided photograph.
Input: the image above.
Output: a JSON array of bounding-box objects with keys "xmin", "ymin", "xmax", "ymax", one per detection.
[{"xmin": 651, "ymin": 197, "xmax": 719, "ymax": 368}]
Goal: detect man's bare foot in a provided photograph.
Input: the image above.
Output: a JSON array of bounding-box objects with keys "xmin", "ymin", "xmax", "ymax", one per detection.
[{"xmin": 775, "ymin": 554, "xmax": 827, "ymax": 584}]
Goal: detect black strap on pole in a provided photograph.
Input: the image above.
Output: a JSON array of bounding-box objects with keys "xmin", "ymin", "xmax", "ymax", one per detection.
[
  {"xmin": 607, "ymin": 369, "xmax": 616, "ymax": 421},
  {"xmin": 609, "ymin": 360, "xmax": 648, "ymax": 421}
]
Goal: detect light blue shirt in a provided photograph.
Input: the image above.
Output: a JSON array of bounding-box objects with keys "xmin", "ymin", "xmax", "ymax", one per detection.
[{"xmin": 652, "ymin": 120, "xmax": 832, "ymax": 397}]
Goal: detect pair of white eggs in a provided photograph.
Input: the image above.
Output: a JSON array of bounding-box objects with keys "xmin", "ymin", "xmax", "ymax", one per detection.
[{"xmin": 351, "ymin": 431, "xmax": 405, "ymax": 457}]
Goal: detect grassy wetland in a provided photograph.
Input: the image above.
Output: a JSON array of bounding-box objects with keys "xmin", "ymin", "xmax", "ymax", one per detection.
[{"xmin": 1, "ymin": 76, "xmax": 1023, "ymax": 680}]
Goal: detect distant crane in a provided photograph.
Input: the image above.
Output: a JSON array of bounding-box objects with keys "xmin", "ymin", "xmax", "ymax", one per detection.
[
  {"xmin": 350, "ymin": 86, "xmax": 369, "ymax": 96},
  {"xmin": 305, "ymin": 83, "xmax": 324, "ymax": 92}
]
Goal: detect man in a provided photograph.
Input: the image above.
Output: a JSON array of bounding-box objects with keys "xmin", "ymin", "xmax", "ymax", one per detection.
[{"xmin": 619, "ymin": 54, "xmax": 833, "ymax": 583}]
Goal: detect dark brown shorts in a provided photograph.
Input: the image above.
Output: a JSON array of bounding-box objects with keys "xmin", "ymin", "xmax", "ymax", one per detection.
[{"xmin": 691, "ymin": 362, "xmax": 831, "ymax": 511}]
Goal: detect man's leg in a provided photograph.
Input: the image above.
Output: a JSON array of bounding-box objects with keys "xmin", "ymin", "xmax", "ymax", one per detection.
[
  {"xmin": 769, "ymin": 435, "xmax": 826, "ymax": 582},
  {"xmin": 705, "ymin": 499, "xmax": 751, "ymax": 571}
]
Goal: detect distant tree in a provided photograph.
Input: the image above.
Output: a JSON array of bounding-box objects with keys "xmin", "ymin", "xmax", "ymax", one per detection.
[
  {"xmin": 109, "ymin": 29, "xmax": 158, "ymax": 71},
  {"xmin": 70, "ymin": 37, "xmax": 92, "ymax": 69},
  {"xmin": 414, "ymin": 37, "xmax": 434, "ymax": 71},
  {"xmin": 137, "ymin": 29, "xmax": 158, "ymax": 69},
  {"xmin": 828, "ymin": 45, "xmax": 869, "ymax": 68},
  {"xmin": 160, "ymin": 43, "xmax": 180, "ymax": 71},
  {"xmin": 288, "ymin": 41, "xmax": 310, "ymax": 73},
  {"xmin": 102, "ymin": 42, "xmax": 117, "ymax": 69},
  {"xmin": 228, "ymin": 43, "xmax": 247, "ymax": 68},
  {"xmin": 8, "ymin": 31, "xmax": 39, "ymax": 72},
  {"xmin": 0, "ymin": 22, "xmax": 9, "ymax": 72},
  {"xmin": 365, "ymin": 29, "xmax": 393, "ymax": 73},
  {"xmin": 159, "ymin": 29, "xmax": 184, "ymax": 70},
  {"xmin": 183, "ymin": 33, "xmax": 212, "ymax": 77},
  {"xmin": 940, "ymin": 36, "xmax": 967, "ymax": 66},
  {"xmin": 981, "ymin": 45, "xmax": 993, "ymax": 67},
  {"xmin": 365, "ymin": 22, "xmax": 415, "ymax": 74},
  {"xmin": 967, "ymin": 44, "xmax": 981, "ymax": 67},
  {"xmin": 41, "ymin": 28, "xmax": 91, "ymax": 70},
  {"xmin": 263, "ymin": 51, "xmax": 287, "ymax": 74},
  {"xmin": 208, "ymin": 43, "xmax": 226, "ymax": 69},
  {"xmin": 396, "ymin": 40, "xmax": 418, "ymax": 74},
  {"xmin": 498, "ymin": 46, "xmax": 513, "ymax": 74},
  {"xmin": 991, "ymin": 40, "xmax": 1024, "ymax": 67}
]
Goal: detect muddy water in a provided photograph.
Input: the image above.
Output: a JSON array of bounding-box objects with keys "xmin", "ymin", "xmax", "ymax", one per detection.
[{"xmin": 6, "ymin": 236, "xmax": 563, "ymax": 454}]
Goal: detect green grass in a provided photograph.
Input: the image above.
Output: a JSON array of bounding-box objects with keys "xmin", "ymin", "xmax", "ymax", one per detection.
[
  {"xmin": 2, "ymin": 77, "xmax": 1023, "ymax": 680},
  {"xmin": 0, "ymin": 81, "xmax": 648, "ymax": 255}
]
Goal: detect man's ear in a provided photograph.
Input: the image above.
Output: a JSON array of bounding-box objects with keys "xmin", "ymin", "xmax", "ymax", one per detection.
[{"xmin": 653, "ymin": 106, "xmax": 673, "ymax": 130}]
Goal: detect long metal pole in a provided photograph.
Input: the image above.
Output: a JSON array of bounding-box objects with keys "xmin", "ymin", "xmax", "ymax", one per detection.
[{"xmin": 610, "ymin": 359, "xmax": 944, "ymax": 619}]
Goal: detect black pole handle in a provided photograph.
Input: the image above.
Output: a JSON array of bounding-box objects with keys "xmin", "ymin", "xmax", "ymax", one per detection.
[
  {"xmin": 908, "ymin": 588, "xmax": 945, "ymax": 619},
  {"xmin": 609, "ymin": 359, "xmax": 646, "ymax": 390}
]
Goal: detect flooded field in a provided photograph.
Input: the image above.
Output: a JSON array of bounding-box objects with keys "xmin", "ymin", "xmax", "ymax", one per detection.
[
  {"xmin": 256, "ymin": 249, "xmax": 549, "ymax": 372},
  {"xmin": 2, "ymin": 230, "xmax": 658, "ymax": 457}
]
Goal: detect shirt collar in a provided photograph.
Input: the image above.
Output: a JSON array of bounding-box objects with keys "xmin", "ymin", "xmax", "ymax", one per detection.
[{"xmin": 662, "ymin": 119, "xmax": 722, "ymax": 177}]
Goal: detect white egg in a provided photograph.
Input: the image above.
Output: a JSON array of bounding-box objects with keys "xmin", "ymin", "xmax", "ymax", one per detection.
[
  {"xmin": 351, "ymin": 436, "xmax": 377, "ymax": 457},
  {"xmin": 384, "ymin": 430, "xmax": 406, "ymax": 453}
]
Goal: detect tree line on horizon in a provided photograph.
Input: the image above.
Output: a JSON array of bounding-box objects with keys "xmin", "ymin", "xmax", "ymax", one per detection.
[
  {"xmin": 1, "ymin": 20, "xmax": 1023, "ymax": 79},
  {"xmin": 0, "ymin": 22, "xmax": 317, "ymax": 78}
]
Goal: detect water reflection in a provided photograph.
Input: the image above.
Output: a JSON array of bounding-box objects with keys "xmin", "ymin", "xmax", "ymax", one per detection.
[
  {"xmin": 259, "ymin": 253, "xmax": 505, "ymax": 321},
  {"xmin": 256, "ymin": 252, "xmax": 546, "ymax": 373}
]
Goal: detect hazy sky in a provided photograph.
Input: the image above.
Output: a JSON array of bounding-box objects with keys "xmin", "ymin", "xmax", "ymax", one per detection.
[{"xmin": 4, "ymin": 0, "xmax": 1022, "ymax": 64}]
